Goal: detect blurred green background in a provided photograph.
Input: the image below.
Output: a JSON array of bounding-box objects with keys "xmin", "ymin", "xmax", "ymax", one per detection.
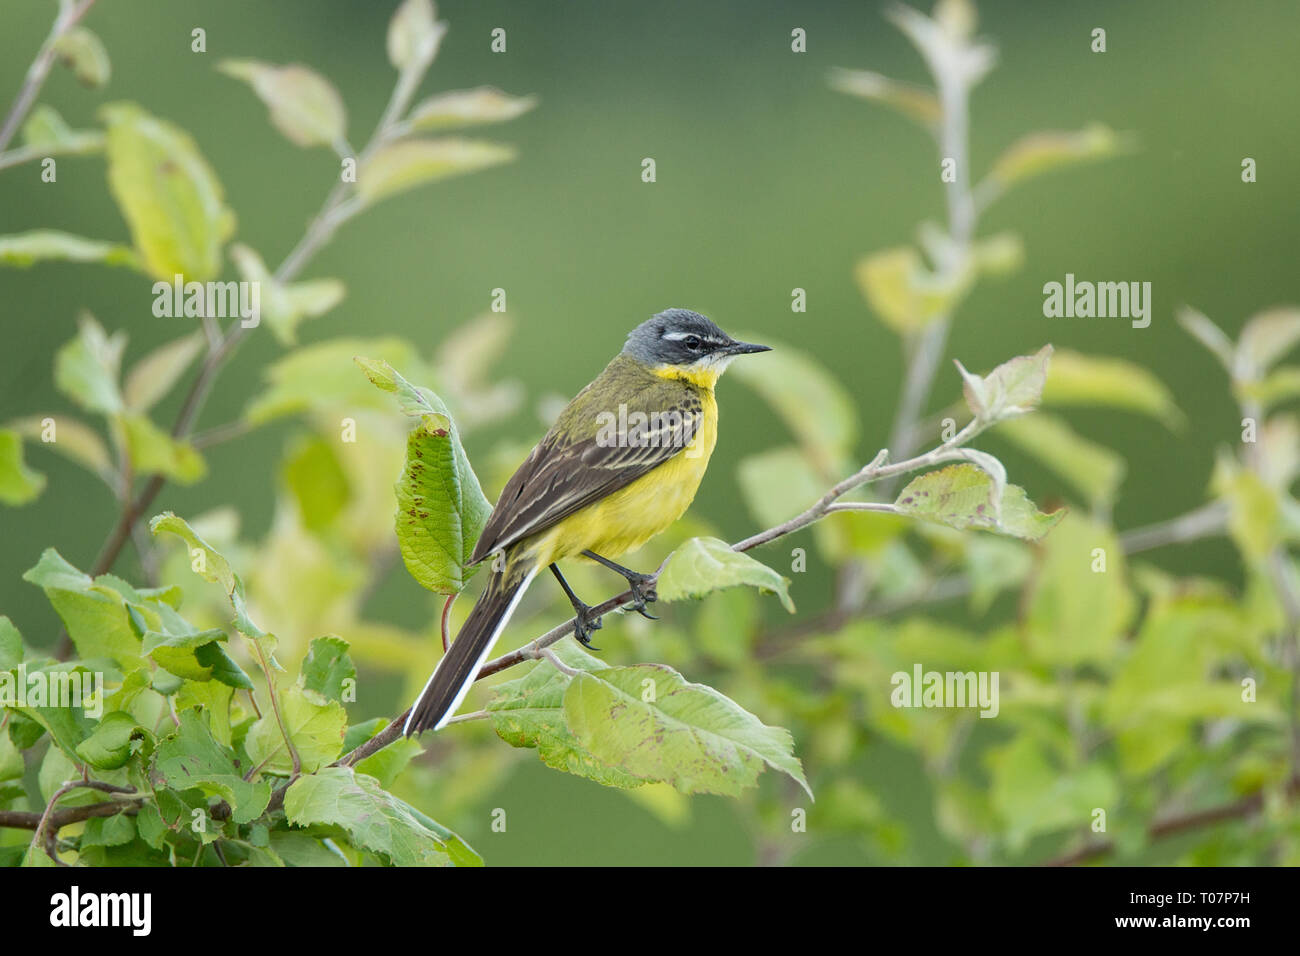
[{"xmin": 3, "ymin": 0, "xmax": 1299, "ymax": 863}]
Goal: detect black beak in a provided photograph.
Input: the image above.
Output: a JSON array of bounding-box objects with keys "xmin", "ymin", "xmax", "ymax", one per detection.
[{"xmin": 724, "ymin": 341, "xmax": 772, "ymax": 356}]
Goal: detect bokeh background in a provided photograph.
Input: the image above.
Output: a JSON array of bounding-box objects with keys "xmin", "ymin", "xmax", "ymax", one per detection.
[{"xmin": 3, "ymin": 0, "xmax": 1299, "ymax": 864}]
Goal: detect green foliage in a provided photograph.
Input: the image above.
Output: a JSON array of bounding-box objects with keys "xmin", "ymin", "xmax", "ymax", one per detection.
[
  {"xmin": 3, "ymin": 0, "xmax": 1297, "ymax": 870},
  {"xmin": 658, "ymin": 536, "xmax": 796, "ymax": 612},
  {"xmin": 357, "ymin": 357, "xmax": 492, "ymax": 595}
]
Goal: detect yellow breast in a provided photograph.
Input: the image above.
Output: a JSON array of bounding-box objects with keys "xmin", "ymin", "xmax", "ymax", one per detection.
[{"xmin": 533, "ymin": 386, "xmax": 718, "ymax": 565}]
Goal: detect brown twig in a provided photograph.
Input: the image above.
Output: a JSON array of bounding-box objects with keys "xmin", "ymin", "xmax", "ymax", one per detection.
[{"xmin": 1040, "ymin": 776, "xmax": 1300, "ymax": 866}]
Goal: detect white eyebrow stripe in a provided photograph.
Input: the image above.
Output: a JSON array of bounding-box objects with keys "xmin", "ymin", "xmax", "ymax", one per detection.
[{"xmin": 662, "ymin": 331, "xmax": 727, "ymax": 345}]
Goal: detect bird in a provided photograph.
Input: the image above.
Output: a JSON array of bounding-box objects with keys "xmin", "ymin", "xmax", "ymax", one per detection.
[{"xmin": 403, "ymin": 308, "xmax": 771, "ymax": 735}]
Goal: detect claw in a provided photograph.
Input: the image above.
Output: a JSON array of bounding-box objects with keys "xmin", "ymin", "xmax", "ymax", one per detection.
[{"xmin": 574, "ymin": 606, "xmax": 604, "ymax": 651}]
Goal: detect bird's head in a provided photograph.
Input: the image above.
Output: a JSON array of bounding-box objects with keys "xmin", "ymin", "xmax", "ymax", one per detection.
[{"xmin": 623, "ymin": 309, "xmax": 771, "ymax": 386}]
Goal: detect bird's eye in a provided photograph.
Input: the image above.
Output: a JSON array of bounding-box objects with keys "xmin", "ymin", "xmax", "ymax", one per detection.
[{"xmin": 683, "ymin": 335, "xmax": 702, "ymax": 351}]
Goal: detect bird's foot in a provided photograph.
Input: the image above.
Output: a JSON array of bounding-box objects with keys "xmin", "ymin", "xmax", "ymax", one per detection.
[
  {"xmin": 623, "ymin": 572, "xmax": 659, "ymax": 620},
  {"xmin": 572, "ymin": 602, "xmax": 604, "ymax": 650}
]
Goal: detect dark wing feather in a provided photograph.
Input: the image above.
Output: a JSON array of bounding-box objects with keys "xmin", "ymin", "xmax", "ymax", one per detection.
[{"xmin": 469, "ymin": 367, "xmax": 703, "ymax": 563}]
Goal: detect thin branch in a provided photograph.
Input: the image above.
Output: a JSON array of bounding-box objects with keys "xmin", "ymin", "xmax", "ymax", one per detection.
[
  {"xmin": 1118, "ymin": 500, "xmax": 1229, "ymax": 554},
  {"xmin": 316, "ymin": 423, "xmax": 996, "ymax": 777},
  {"xmin": 25, "ymin": 778, "xmax": 139, "ymax": 861},
  {"xmin": 0, "ymin": 799, "xmax": 140, "ymax": 831},
  {"xmin": 0, "ymin": 0, "xmax": 99, "ymax": 154},
  {"xmin": 1041, "ymin": 775, "xmax": 1300, "ymax": 866}
]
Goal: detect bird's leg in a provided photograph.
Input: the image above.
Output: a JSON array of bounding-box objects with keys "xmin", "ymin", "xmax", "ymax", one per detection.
[
  {"xmin": 550, "ymin": 563, "xmax": 603, "ymax": 649},
  {"xmin": 581, "ymin": 550, "xmax": 659, "ymax": 620}
]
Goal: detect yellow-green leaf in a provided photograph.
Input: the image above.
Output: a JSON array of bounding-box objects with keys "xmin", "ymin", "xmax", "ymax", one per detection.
[
  {"xmin": 0, "ymin": 429, "xmax": 46, "ymax": 505},
  {"xmin": 357, "ymin": 138, "xmax": 515, "ymax": 205},
  {"xmin": 101, "ymin": 102, "xmax": 236, "ymax": 282},
  {"xmin": 0, "ymin": 230, "xmax": 136, "ymax": 268},
  {"xmin": 855, "ymin": 245, "xmax": 974, "ymax": 334},
  {"xmin": 123, "ymin": 331, "xmax": 204, "ymax": 412},
  {"xmin": 1041, "ymin": 349, "xmax": 1183, "ymax": 429},
  {"xmin": 387, "ymin": 0, "xmax": 445, "ymax": 72},
  {"xmin": 987, "ymin": 124, "xmax": 1128, "ymax": 189},
  {"xmin": 219, "ymin": 60, "xmax": 347, "ymax": 149},
  {"xmin": 827, "ymin": 68, "xmax": 940, "ymax": 127},
  {"xmin": 407, "ymin": 87, "xmax": 537, "ymax": 130},
  {"xmin": 53, "ymin": 27, "xmax": 111, "ymax": 87}
]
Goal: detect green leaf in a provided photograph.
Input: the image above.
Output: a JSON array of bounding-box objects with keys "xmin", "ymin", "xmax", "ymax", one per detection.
[
  {"xmin": 387, "ymin": 0, "xmax": 445, "ymax": 72},
  {"xmin": 74, "ymin": 711, "xmax": 143, "ymax": 770},
  {"xmin": 5, "ymin": 415, "xmax": 112, "ymax": 481},
  {"xmin": 954, "ymin": 345, "xmax": 1052, "ymax": 423},
  {"xmin": 1040, "ymin": 349, "xmax": 1183, "ymax": 429},
  {"xmin": 129, "ymin": 598, "xmax": 236, "ymax": 683},
  {"xmin": 564, "ymin": 663, "xmax": 813, "ymax": 799},
  {"xmin": 0, "ymin": 727, "xmax": 24, "ymax": 781},
  {"xmin": 22, "ymin": 549, "xmax": 142, "ymax": 667},
  {"xmin": 54, "ymin": 314, "xmax": 125, "ymax": 415},
  {"xmin": 1212, "ymin": 452, "xmax": 1280, "ymax": 561},
  {"xmin": 154, "ymin": 710, "xmax": 271, "ymax": 824},
  {"xmin": 1024, "ymin": 513, "xmax": 1134, "ymax": 666},
  {"xmin": 122, "ymin": 414, "xmax": 207, "ymax": 483},
  {"xmin": 101, "ymin": 102, "xmax": 235, "ymax": 282},
  {"xmin": 357, "ymin": 138, "xmax": 515, "ymax": 205},
  {"xmin": 0, "ymin": 230, "xmax": 135, "ymax": 268},
  {"xmin": 123, "ymin": 331, "xmax": 204, "ymax": 413},
  {"xmin": 244, "ymin": 684, "xmax": 346, "ymax": 774},
  {"xmin": 80, "ymin": 814, "xmax": 136, "ymax": 850},
  {"xmin": 299, "ymin": 635, "xmax": 355, "ymax": 704},
  {"xmin": 284, "ymin": 766, "xmax": 470, "ymax": 866},
  {"xmin": 281, "ymin": 434, "xmax": 350, "ymax": 533},
  {"xmin": 987, "ymin": 124, "xmax": 1129, "ymax": 191},
  {"xmin": 219, "ymin": 60, "xmax": 347, "ymax": 150},
  {"xmin": 245, "ymin": 337, "xmax": 428, "ymax": 423},
  {"xmin": 487, "ymin": 641, "xmax": 646, "ymax": 788},
  {"xmin": 351, "ymin": 724, "xmax": 423, "ymax": 790},
  {"xmin": 1103, "ymin": 595, "xmax": 1270, "ymax": 774},
  {"xmin": 406, "ymin": 87, "xmax": 537, "ymax": 130},
  {"xmin": 268, "ymin": 830, "xmax": 348, "ymax": 867},
  {"xmin": 988, "ymin": 737, "xmax": 1117, "ymax": 853},
  {"xmin": 729, "ymin": 335, "xmax": 857, "ymax": 473},
  {"xmin": 0, "ymin": 616, "xmax": 23, "ymax": 670},
  {"xmin": 53, "ymin": 27, "xmax": 111, "ymax": 87},
  {"xmin": 658, "ymin": 536, "xmax": 795, "ymax": 612},
  {"xmin": 893, "ymin": 463, "xmax": 1064, "ymax": 541},
  {"xmin": 149, "ymin": 512, "xmax": 272, "ymax": 649},
  {"xmin": 827, "ymin": 68, "xmax": 940, "ymax": 127},
  {"xmin": 21, "ymin": 104, "xmax": 104, "ymax": 155},
  {"xmin": 8, "ymin": 667, "xmax": 101, "ymax": 760},
  {"xmin": 358, "ymin": 358, "xmax": 492, "ymax": 595},
  {"xmin": 193, "ymin": 641, "xmax": 254, "ymax": 690},
  {"xmin": 854, "ymin": 245, "xmax": 975, "ymax": 335},
  {"xmin": 1238, "ymin": 366, "xmax": 1300, "ymax": 410},
  {"xmin": 996, "ymin": 413, "xmax": 1125, "ymax": 508},
  {"xmin": 0, "ymin": 429, "xmax": 46, "ymax": 505}
]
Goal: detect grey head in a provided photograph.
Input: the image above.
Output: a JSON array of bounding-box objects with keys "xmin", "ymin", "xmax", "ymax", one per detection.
[{"xmin": 622, "ymin": 308, "xmax": 771, "ymax": 369}]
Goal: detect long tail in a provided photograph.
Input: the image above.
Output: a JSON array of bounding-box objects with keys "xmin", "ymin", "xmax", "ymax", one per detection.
[{"xmin": 403, "ymin": 559, "xmax": 538, "ymax": 736}]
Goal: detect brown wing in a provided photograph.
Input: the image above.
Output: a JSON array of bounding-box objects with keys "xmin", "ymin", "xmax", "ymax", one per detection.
[{"xmin": 469, "ymin": 361, "xmax": 703, "ymax": 564}]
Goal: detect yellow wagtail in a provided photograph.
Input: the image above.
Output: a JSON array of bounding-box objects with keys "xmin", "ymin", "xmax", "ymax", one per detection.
[{"xmin": 403, "ymin": 309, "xmax": 770, "ymax": 734}]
